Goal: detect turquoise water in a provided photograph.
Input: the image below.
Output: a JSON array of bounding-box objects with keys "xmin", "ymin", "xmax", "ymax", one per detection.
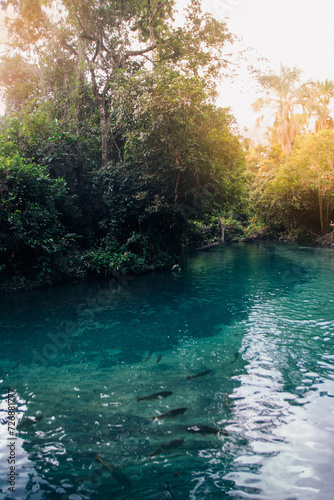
[{"xmin": 1, "ymin": 242, "xmax": 334, "ymax": 499}]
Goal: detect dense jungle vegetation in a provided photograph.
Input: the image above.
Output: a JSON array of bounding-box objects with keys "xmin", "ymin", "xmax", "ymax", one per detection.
[{"xmin": 1, "ymin": 0, "xmax": 334, "ymax": 291}]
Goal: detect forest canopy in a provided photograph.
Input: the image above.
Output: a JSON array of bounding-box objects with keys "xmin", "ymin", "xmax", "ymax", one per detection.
[
  {"xmin": 247, "ymin": 64, "xmax": 334, "ymax": 240},
  {"xmin": 0, "ymin": 0, "xmax": 247, "ymax": 291}
]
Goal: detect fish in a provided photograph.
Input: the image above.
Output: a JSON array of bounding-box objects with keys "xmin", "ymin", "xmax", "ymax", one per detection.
[
  {"xmin": 187, "ymin": 369, "xmax": 210, "ymax": 381},
  {"xmin": 17, "ymin": 414, "xmax": 43, "ymax": 431},
  {"xmin": 185, "ymin": 424, "xmax": 228, "ymax": 436},
  {"xmin": 149, "ymin": 438, "xmax": 184, "ymax": 459},
  {"xmin": 211, "ymin": 327, "xmax": 222, "ymax": 335},
  {"xmin": 11, "ymin": 357, "xmax": 24, "ymax": 370},
  {"xmin": 153, "ymin": 407, "xmax": 188, "ymax": 421},
  {"xmin": 141, "ymin": 355, "xmax": 151, "ymax": 365},
  {"xmin": 231, "ymin": 352, "xmax": 239, "ymax": 364},
  {"xmin": 156, "ymin": 354, "xmax": 162, "ymax": 364},
  {"xmin": 137, "ymin": 391, "xmax": 173, "ymax": 403},
  {"xmin": 223, "ymin": 393, "xmax": 231, "ymax": 413},
  {"xmin": 95, "ymin": 454, "xmax": 131, "ymax": 487}
]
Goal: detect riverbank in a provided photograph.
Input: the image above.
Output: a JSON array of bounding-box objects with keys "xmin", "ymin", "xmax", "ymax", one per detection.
[{"xmin": 2, "ymin": 225, "xmax": 333, "ymax": 294}]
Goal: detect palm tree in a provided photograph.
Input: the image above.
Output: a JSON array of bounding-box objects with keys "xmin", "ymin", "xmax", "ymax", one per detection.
[
  {"xmin": 302, "ymin": 79, "xmax": 334, "ymax": 131},
  {"xmin": 252, "ymin": 64, "xmax": 303, "ymax": 156}
]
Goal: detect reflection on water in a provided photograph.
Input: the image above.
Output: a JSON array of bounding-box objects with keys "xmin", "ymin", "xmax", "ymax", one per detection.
[
  {"xmin": 228, "ymin": 288, "xmax": 334, "ymax": 500},
  {"xmin": 0, "ymin": 243, "xmax": 334, "ymax": 499}
]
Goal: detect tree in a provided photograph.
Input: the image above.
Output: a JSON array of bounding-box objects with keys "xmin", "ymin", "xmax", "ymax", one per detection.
[
  {"xmin": 302, "ymin": 79, "xmax": 334, "ymax": 132},
  {"xmin": 252, "ymin": 64, "xmax": 304, "ymax": 155},
  {"xmin": 283, "ymin": 131, "xmax": 334, "ymax": 232},
  {"xmin": 112, "ymin": 68, "xmax": 244, "ymax": 205},
  {"xmin": 0, "ymin": 54, "xmax": 40, "ymax": 110},
  {"xmin": 0, "ymin": 0, "xmax": 248, "ymax": 289},
  {"xmin": 91, "ymin": 67, "xmax": 246, "ymax": 258},
  {"xmin": 247, "ymin": 130, "xmax": 334, "ymax": 236},
  {"xmin": 0, "ymin": 152, "xmax": 76, "ymax": 287},
  {"xmin": 0, "ymin": 0, "xmax": 235, "ymax": 165}
]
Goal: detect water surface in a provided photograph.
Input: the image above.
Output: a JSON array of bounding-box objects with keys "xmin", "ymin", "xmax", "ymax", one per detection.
[{"xmin": 1, "ymin": 243, "xmax": 334, "ymax": 499}]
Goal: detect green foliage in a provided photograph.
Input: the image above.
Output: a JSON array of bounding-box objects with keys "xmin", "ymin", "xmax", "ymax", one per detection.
[
  {"xmin": 84, "ymin": 236, "xmax": 174, "ymax": 276},
  {"xmin": 112, "ymin": 68, "xmax": 246, "ymax": 213},
  {"xmin": 220, "ymin": 216, "xmax": 245, "ymax": 241},
  {"xmin": 248, "ymin": 66, "xmax": 334, "ymax": 239},
  {"xmin": 185, "ymin": 213, "xmax": 246, "ymax": 247},
  {"xmin": 0, "ymin": 153, "xmax": 83, "ymax": 288},
  {"xmin": 185, "ymin": 218, "xmax": 219, "ymax": 247},
  {"xmin": 0, "ymin": 54, "xmax": 40, "ymax": 110},
  {"xmin": 280, "ymin": 131, "xmax": 334, "ymax": 232},
  {"xmin": 0, "ymin": 0, "xmax": 248, "ymax": 291},
  {"xmin": 84, "ymin": 248, "xmax": 143, "ymax": 276},
  {"xmin": 1, "ymin": 0, "xmax": 236, "ymax": 166},
  {"xmin": 246, "ymin": 130, "xmax": 334, "ymax": 237},
  {"xmin": 243, "ymin": 217, "xmax": 267, "ymax": 239}
]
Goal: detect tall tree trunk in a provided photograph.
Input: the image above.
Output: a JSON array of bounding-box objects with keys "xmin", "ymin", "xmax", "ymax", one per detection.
[
  {"xmin": 74, "ymin": 38, "xmax": 85, "ymax": 135},
  {"xmin": 319, "ymin": 183, "xmax": 324, "ymax": 232},
  {"xmin": 325, "ymin": 199, "xmax": 329, "ymax": 230},
  {"xmin": 89, "ymin": 66, "xmax": 109, "ymax": 166},
  {"xmin": 99, "ymin": 97, "xmax": 109, "ymax": 166}
]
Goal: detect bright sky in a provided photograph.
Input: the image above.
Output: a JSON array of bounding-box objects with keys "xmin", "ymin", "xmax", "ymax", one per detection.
[{"xmin": 200, "ymin": 0, "xmax": 334, "ymax": 140}]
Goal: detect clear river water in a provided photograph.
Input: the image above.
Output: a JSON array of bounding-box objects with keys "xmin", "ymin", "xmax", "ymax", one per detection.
[{"xmin": 1, "ymin": 242, "xmax": 334, "ymax": 500}]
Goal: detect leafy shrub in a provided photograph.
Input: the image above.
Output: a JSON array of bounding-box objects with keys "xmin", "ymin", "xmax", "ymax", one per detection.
[
  {"xmin": 0, "ymin": 154, "xmax": 78, "ymax": 285},
  {"xmin": 243, "ymin": 217, "xmax": 267, "ymax": 239}
]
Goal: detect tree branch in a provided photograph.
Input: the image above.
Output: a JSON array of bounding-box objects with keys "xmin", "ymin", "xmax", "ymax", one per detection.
[
  {"xmin": 125, "ymin": 43, "xmax": 157, "ymax": 58},
  {"xmin": 151, "ymin": 0, "xmax": 169, "ymax": 23}
]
